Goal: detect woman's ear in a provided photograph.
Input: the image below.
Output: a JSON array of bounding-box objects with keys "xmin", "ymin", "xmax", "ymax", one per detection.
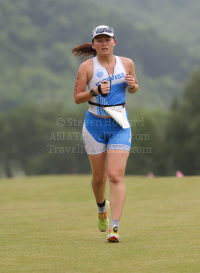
[{"xmin": 91, "ymin": 41, "xmax": 95, "ymax": 49}]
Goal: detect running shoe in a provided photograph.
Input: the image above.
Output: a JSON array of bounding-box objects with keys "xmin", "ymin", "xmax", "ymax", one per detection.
[
  {"xmin": 107, "ymin": 226, "xmax": 120, "ymax": 242},
  {"xmin": 98, "ymin": 200, "xmax": 109, "ymax": 232}
]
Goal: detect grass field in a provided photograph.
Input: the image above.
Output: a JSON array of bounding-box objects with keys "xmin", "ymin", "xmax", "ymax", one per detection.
[{"xmin": 0, "ymin": 175, "xmax": 200, "ymax": 273}]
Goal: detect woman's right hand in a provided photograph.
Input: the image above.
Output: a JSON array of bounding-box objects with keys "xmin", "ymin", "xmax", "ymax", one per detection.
[{"xmin": 98, "ymin": 80, "xmax": 110, "ymax": 96}]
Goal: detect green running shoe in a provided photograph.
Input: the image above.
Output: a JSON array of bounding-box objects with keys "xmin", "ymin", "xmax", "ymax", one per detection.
[
  {"xmin": 107, "ymin": 226, "xmax": 120, "ymax": 242},
  {"xmin": 98, "ymin": 200, "xmax": 109, "ymax": 232}
]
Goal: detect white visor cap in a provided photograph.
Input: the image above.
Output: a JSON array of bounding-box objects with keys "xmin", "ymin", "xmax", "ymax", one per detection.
[{"xmin": 92, "ymin": 25, "xmax": 114, "ymax": 40}]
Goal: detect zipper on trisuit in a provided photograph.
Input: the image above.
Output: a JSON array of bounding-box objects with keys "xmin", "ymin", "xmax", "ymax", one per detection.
[{"xmin": 106, "ymin": 68, "xmax": 113, "ymax": 92}]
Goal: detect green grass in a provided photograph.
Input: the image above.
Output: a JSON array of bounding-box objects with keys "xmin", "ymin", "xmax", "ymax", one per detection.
[{"xmin": 0, "ymin": 175, "xmax": 200, "ymax": 273}]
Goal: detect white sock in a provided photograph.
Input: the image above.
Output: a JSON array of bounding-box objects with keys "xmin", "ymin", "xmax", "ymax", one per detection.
[
  {"xmin": 112, "ymin": 219, "xmax": 120, "ymax": 227},
  {"xmin": 97, "ymin": 199, "xmax": 106, "ymax": 213}
]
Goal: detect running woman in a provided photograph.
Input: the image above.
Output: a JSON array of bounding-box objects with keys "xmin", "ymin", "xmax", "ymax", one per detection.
[{"xmin": 72, "ymin": 25, "xmax": 139, "ymax": 242}]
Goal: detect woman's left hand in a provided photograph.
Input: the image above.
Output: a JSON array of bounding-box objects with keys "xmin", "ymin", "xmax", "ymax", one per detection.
[{"xmin": 125, "ymin": 73, "xmax": 136, "ymax": 88}]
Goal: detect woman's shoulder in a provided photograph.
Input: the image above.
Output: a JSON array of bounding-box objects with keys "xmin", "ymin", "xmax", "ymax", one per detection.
[
  {"xmin": 119, "ymin": 56, "xmax": 134, "ymax": 65},
  {"xmin": 119, "ymin": 56, "xmax": 135, "ymax": 72},
  {"xmin": 78, "ymin": 58, "xmax": 94, "ymax": 82},
  {"xmin": 79, "ymin": 58, "xmax": 93, "ymax": 70}
]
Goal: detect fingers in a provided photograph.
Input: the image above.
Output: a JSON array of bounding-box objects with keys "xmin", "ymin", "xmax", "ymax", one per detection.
[
  {"xmin": 100, "ymin": 81, "xmax": 110, "ymax": 95},
  {"xmin": 125, "ymin": 73, "xmax": 136, "ymax": 87},
  {"xmin": 125, "ymin": 73, "xmax": 136, "ymax": 80},
  {"xmin": 101, "ymin": 80, "xmax": 109, "ymax": 84}
]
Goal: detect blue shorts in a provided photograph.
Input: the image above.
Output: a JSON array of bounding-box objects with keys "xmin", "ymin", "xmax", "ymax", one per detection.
[{"xmin": 82, "ymin": 111, "xmax": 132, "ymax": 155}]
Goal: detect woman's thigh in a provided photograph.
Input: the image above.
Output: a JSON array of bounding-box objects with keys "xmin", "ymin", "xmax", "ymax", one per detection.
[
  {"xmin": 107, "ymin": 150, "xmax": 129, "ymax": 181},
  {"xmin": 88, "ymin": 152, "xmax": 108, "ymax": 179}
]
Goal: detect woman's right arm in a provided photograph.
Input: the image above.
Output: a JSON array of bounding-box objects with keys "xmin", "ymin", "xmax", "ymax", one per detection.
[{"xmin": 74, "ymin": 62, "xmax": 98, "ymax": 104}]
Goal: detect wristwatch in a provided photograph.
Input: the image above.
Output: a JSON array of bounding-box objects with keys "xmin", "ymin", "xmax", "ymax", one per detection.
[{"xmin": 90, "ymin": 89, "xmax": 97, "ymax": 96}]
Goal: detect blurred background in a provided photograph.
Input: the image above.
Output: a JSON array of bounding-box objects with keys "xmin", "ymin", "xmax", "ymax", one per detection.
[{"xmin": 0, "ymin": 0, "xmax": 200, "ymax": 177}]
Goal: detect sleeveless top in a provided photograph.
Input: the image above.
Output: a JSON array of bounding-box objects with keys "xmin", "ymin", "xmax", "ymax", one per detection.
[{"xmin": 88, "ymin": 56, "xmax": 127, "ymax": 116}]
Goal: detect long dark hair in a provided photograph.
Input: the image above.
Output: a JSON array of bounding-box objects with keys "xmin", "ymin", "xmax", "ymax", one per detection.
[
  {"xmin": 72, "ymin": 43, "xmax": 97, "ymax": 60},
  {"xmin": 72, "ymin": 36, "xmax": 115, "ymax": 60}
]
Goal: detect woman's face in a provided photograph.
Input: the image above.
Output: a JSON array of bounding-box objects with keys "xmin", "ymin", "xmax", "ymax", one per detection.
[{"xmin": 92, "ymin": 35, "xmax": 116, "ymax": 56}]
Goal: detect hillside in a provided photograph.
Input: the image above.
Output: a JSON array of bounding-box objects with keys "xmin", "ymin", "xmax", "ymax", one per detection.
[
  {"xmin": 0, "ymin": 0, "xmax": 199, "ymax": 111},
  {"xmin": 101, "ymin": 0, "xmax": 200, "ymax": 56}
]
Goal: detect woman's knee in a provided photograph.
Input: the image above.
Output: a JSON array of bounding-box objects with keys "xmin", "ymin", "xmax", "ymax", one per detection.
[
  {"xmin": 108, "ymin": 171, "xmax": 124, "ymax": 184},
  {"xmin": 92, "ymin": 173, "xmax": 107, "ymax": 184}
]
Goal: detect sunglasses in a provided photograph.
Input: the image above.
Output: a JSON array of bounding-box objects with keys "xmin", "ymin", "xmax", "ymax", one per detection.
[{"xmin": 95, "ymin": 27, "xmax": 114, "ymax": 34}]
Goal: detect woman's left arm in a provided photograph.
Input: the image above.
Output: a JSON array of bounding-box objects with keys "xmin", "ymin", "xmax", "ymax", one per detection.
[{"xmin": 124, "ymin": 59, "xmax": 139, "ymax": 94}]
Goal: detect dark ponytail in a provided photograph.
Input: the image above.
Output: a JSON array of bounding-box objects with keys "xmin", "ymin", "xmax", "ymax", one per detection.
[{"xmin": 72, "ymin": 43, "xmax": 96, "ymax": 60}]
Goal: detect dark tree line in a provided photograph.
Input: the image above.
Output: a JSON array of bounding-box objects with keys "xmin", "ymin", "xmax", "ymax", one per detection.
[{"xmin": 0, "ymin": 68, "xmax": 199, "ymax": 177}]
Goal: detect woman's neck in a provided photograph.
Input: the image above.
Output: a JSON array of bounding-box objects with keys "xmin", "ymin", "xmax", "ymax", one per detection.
[{"xmin": 97, "ymin": 54, "xmax": 115, "ymax": 66}]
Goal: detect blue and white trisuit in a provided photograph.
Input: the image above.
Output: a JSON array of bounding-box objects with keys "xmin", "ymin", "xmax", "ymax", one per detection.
[{"xmin": 82, "ymin": 55, "xmax": 132, "ymax": 155}]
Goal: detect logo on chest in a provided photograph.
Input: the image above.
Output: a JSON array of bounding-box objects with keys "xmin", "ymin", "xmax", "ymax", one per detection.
[
  {"xmin": 95, "ymin": 72, "xmax": 126, "ymax": 86},
  {"xmin": 96, "ymin": 69, "xmax": 104, "ymax": 78}
]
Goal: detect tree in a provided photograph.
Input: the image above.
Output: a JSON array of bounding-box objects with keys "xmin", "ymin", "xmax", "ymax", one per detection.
[
  {"xmin": 0, "ymin": 104, "xmax": 90, "ymax": 176},
  {"xmin": 165, "ymin": 68, "xmax": 200, "ymax": 175}
]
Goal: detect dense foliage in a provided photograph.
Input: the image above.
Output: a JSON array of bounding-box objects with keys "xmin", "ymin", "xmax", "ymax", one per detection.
[
  {"xmin": 0, "ymin": 0, "xmax": 199, "ymax": 112},
  {"xmin": 1, "ymin": 68, "xmax": 200, "ymax": 177},
  {"xmin": 164, "ymin": 69, "xmax": 200, "ymax": 175},
  {"xmin": 101, "ymin": 0, "xmax": 200, "ymax": 55},
  {"xmin": 0, "ymin": 0, "xmax": 199, "ymax": 177}
]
